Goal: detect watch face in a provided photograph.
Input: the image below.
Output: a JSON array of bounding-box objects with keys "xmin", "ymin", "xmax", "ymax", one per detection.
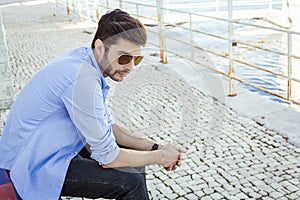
[{"xmin": 151, "ymin": 143, "xmax": 159, "ymax": 151}]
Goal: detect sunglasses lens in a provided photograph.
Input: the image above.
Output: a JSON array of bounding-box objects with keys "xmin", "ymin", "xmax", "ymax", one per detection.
[
  {"xmin": 118, "ymin": 55, "xmax": 133, "ymax": 65},
  {"xmin": 134, "ymin": 56, "xmax": 143, "ymax": 66},
  {"xmin": 118, "ymin": 55, "xmax": 144, "ymax": 66}
]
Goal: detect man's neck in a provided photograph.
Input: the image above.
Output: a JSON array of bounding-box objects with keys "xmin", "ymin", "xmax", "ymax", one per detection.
[{"xmin": 92, "ymin": 48, "xmax": 108, "ymax": 78}]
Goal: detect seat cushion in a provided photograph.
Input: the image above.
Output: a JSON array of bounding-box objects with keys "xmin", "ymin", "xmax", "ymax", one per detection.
[
  {"xmin": 0, "ymin": 183, "xmax": 18, "ymax": 200},
  {"xmin": 0, "ymin": 168, "xmax": 19, "ymax": 200}
]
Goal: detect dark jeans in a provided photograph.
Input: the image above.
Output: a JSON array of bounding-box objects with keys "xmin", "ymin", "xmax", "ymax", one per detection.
[{"xmin": 60, "ymin": 148, "xmax": 150, "ymax": 200}]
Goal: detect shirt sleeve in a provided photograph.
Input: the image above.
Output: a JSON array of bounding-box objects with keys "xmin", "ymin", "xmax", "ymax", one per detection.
[
  {"xmin": 61, "ymin": 64, "xmax": 119, "ymax": 165},
  {"xmin": 107, "ymin": 108, "xmax": 115, "ymax": 125}
]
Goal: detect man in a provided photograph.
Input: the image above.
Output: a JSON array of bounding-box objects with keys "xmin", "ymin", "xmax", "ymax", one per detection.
[{"xmin": 0, "ymin": 9, "xmax": 186, "ymax": 200}]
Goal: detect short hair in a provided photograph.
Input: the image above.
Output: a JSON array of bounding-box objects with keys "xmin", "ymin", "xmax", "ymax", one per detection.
[{"xmin": 91, "ymin": 9, "xmax": 147, "ymax": 48}]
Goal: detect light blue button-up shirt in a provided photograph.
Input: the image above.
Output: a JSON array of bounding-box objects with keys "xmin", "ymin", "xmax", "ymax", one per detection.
[{"xmin": 0, "ymin": 47, "xmax": 120, "ymax": 200}]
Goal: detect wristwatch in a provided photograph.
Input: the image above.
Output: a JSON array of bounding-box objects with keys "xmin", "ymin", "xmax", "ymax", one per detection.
[{"xmin": 151, "ymin": 143, "xmax": 159, "ymax": 151}]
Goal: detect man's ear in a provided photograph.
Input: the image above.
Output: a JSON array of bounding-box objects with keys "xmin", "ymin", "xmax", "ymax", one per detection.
[{"xmin": 94, "ymin": 39, "xmax": 105, "ymax": 56}]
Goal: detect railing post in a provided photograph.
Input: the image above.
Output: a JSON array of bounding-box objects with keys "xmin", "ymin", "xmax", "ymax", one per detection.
[
  {"xmin": 189, "ymin": 12, "xmax": 194, "ymax": 60},
  {"xmin": 119, "ymin": 0, "xmax": 123, "ymax": 9},
  {"xmin": 268, "ymin": 0, "xmax": 273, "ymax": 12},
  {"xmin": 136, "ymin": 4, "xmax": 139, "ymax": 18},
  {"xmin": 78, "ymin": 0, "xmax": 83, "ymax": 21},
  {"xmin": 66, "ymin": 0, "xmax": 70, "ymax": 15},
  {"xmin": 228, "ymin": 0, "xmax": 236, "ymax": 97},
  {"xmin": 287, "ymin": 32, "xmax": 292, "ymax": 100},
  {"xmin": 72, "ymin": 0, "xmax": 75, "ymax": 13},
  {"xmin": 106, "ymin": 0, "xmax": 109, "ymax": 9},
  {"xmin": 156, "ymin": 0, "xmax": 168, "ymax": 64},
  {"xmin": 165, "ymin": 0, "xmax": 170, "ymax": 21},
  {"xmin": 94, "ymin": 0, "xmax": 99, "ymax": 21},
  {"xmin": 85, "ymin": 0, "xmax": 91, "ymax": 20}
]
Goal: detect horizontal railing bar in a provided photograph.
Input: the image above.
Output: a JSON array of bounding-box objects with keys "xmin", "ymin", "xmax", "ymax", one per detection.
[
  {"xmin": 148, "ymin": 3, "xmax": 300, "ymax": 36},
  {"xmin": 148, "ymin": 28, "xmax": 300, "ymax": 84},
  {"xmin": 101, "ymin": 1, "xmax": 300, "ymax": 36},
  {"xmin": 233, "ymin": 59, "xmax": 288, "ymax": 80},
  {"xmin": 62, "ymin": 0, "xmax": 281, "ymax": 9},
  {"xmin": 153, "ymin": 19, "xmax": 300, "ymax": 61},
  {"xmin": 236, "ymin": 41, "xmax": 300, "ymax": 60},
  {"xmin": 163, "ymin": 48, "xmax": 300, "ymax": 106},
  {"xmin": 117, "ymin": 0, "xmax": 157, "ymax": 9},
  {"xmin": 158, "ymin": 20, "xmax": 229, "ymax": 41},
  {"xmin": 98, "ymin": 2, "xmax": 158, "ymax": 22},
  {"xmin": 147, "ymin": 39, "xmax": 229, "ymax": 77},
  {"xmin": 161, "ymin": 7, "xmax": 230, "ymax": 22},
  {"xmin": 233, "ymin": 58, "xmax": 300, "ymax": 83},
  {"xmin": 135, "ymin": 15, "xmax": 157, "ymax": 23},
  {"xmin": 151, "ymin": 39, "xmax": 300, "ymax": 106},
  {"xmin": 59, "ymin": 0, "xmax": 290, "ymax": 35},
  {"xmin": 57, "ymin": 0, "xmax": 300, "ymax": 105},
  {"xmin": 192, "ymin": 29, "xmax": 228, "ymax": 41},
  {"xmin": 167, "ymin": 1, "xmax": 281, "ymax": 9},
  {"xmin": 167, "ymin": 48, "xmax": 230, "ymax": 77},
  {"xmin": 293, "ymin": 77, "xmax": 300, "ymax": 83},
  {"xmin": 147, "ymin": 17, "xmax": 300, "ymax": 61},
  {"xmin": 231, "ymin": 76, "xmax": 300, "ymax": 106},
  {"xmin": 147, "ymin": 28, "xmax": 228, "ymax": 58},
  {"xmin": 232, "ymin": 20, "xmax": 300, "ymax": 35}
]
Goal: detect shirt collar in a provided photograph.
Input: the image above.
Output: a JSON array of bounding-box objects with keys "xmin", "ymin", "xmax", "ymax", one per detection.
[{"xmin": 87, "ymin": 47, "xmax": 102, "ymax": 75}]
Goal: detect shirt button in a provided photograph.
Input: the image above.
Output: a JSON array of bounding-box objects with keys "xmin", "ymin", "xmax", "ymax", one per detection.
[
  {"xmin": 66, "ymin": 159, "xmax": 70, "ymax": 163},
  {"xmin": 59, "ymin": 179, "xmax": 63, "ymax": 184},
  {"xmin": 74, "ymin": 151, "xmax": 78, "ymax": 155}
]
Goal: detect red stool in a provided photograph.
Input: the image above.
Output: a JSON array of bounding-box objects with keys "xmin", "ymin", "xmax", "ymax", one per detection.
[{"xmin": 0, "ymin": 168, "xmax": 21, "ymax": 200}]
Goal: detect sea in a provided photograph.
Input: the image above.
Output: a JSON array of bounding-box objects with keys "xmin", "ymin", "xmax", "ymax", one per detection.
[{"xmin": 69, "ymin": 0, "xmax": 300, "ymax": 104}]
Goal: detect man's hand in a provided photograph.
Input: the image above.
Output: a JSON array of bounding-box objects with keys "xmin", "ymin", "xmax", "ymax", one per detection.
[{"xmin": 159, "ymin": 142, "xmax": 186, "ymax": 171}]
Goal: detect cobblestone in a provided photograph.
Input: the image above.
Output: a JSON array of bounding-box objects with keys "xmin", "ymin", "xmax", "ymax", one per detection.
[
  {"xmin": 0, "ymin": 1, "xmax": 300, "ymax": 200},
  {"xmin": 277, "ymin": 197, "xmax": 288, "ymax": 200},
  {"xmin": 203, "ymin": 188, "xmax": 214, "ymax": 195},
  {"xmin": 248, "ymin": 191, "xmax": 262, "ymax": 199},
  {"xmin": 235, "ymin": 192, "xmax": 248, "ymax": 199},
  {"xmin": 199, "ymin": 196, "xmax": 211, "ymax": 200},
  {"xmin": 210, "ymin": 192, "xmax": 223, "ymax": 199},
  {"xmin": 262, "ymin": 197, "xmax": 274, "ymax": 200},
  {"xmin": 227, "ymin": 196, "xmax": 240, "ymax": 200},
  {"xmin": 0, "ymin": 10, "xmax": 14, "ymax": 109},
  {"xmin": 270, "ymin": 192, "xmax": 283, "ymax": 199}
]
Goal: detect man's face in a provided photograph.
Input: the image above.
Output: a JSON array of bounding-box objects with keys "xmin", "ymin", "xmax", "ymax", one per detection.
[{"xmin": 97, "ymin": 38, "xmax": 143, "ymax": 82}]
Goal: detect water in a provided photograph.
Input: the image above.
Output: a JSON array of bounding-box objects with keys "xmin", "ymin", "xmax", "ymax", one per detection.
[
  {"xmin": 183, "ymin": 18, "xmax": 300, "ymax": 104},
  {"xmin": 145, "ymin": 0, "xmax": 299, "ymax": 104},
  {"xmin": 120, "ymin": 0, "xmax": 283, "ymax": 11},
  {"xmin": 70, "ymin": 0, "xmax": 300, "ymax": 104}
]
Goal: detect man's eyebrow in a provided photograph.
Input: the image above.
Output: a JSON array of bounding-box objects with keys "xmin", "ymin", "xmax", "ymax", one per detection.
[{"xmin": 117, "ymin": 50, "xmax": 131, "ymax": 55}]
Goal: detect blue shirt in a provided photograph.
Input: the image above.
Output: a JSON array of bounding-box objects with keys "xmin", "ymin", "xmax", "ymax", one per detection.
[{"xmin": 0, "ymin": 47, "xmax": 120, "ymax": 200}]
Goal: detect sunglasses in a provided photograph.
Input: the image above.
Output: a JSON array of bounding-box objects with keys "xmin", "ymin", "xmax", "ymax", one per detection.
[{"xmin": 118, "ymin": 54, "xmax": 144, "ymax": 66}]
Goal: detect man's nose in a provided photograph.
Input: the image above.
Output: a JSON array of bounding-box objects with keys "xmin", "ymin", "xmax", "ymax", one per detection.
[{"xmin": 124, "ymin": 60, "xmax": 134, "ymax": 71}]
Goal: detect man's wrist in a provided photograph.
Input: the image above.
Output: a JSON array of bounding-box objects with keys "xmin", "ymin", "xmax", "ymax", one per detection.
[{"xmin": 159, "ymin": 150, "xmax": 165, "ymax": 166}]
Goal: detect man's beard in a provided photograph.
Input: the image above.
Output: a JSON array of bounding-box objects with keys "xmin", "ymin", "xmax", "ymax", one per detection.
[{"xmin": 100, "ymin": 55, "xmax": 129, "ymax": 82}]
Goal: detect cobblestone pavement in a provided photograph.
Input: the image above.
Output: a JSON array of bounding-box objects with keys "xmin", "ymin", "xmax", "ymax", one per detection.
[{"xmin": 0, "ymin": 1, "xmax": 300, "ymax": 200}]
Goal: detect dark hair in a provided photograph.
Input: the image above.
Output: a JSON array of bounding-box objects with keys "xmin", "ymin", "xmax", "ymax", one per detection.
[{"xmin": 91, "ymin": 9, "xmax": 147, "ymax": 48}]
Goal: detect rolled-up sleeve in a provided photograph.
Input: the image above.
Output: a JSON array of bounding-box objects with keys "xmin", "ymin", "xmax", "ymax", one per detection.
[{"xmin": 61, "ymin": 63, "xmax": 119, "ymax": 165}]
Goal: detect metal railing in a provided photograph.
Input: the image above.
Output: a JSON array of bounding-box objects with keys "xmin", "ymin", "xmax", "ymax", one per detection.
[{"xmin": 55, "ymin": 0, "xmax": 300, "ymax": 106}]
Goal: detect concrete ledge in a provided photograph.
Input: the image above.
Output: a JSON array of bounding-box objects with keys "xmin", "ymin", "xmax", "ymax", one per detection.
[{"xmin": 0, "ymin": 11, "xmax": 14, "ymax": 109}]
